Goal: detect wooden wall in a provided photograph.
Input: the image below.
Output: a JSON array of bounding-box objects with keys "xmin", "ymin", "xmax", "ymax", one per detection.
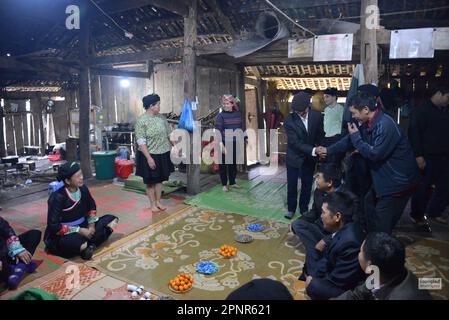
[{"xmin": 95, "ymin": 63, "xmax": 239, "ymax": 127}]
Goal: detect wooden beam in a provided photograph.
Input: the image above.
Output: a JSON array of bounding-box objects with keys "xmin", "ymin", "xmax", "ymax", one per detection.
[
  {"xmin": 89, "ymin": 42, "xmax": 232, "ymax": 66},
  {"xmin": 360, "ymin": 0, "xmax": 378, "ymax": 85},
  {"xmin": 90, "ymin": 68, "xmax": 149, "ymax": 78},
  {"xmin": 204, "ymin": 0, "xmax": 237, "ymax": 38},
  {"xmin": 184, "ymin": 0, "xmax": 200, "ymax": 195},
  {"xmin": 79, "ymin": 0, "xmax": 92, "ymax": 178},
  {"xmin": 101, "ymin": 0, "xmax": 151, "ymax": 14}
]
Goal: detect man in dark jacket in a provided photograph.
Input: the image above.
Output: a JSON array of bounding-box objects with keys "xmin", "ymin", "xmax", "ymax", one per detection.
[
  {"xmin": 409, "ymin": 83, "xmax": 449, "ymax": 229},
  {"xmin": 335, "ymin": 232, "xmax": 433, "ymax": 300},
  {"xmin": 284, "ymin": 92, "xmax": 324, "ymax": 219},
  {"xmin": 319, "ymin": 92, "xmax": 420, "ymax": 234},
  {"xmin": 0, "ymin": 216, "xmax": 41, "ymax": 289},
  {"xmin": 291, "ymin": 165, "xmax": 348, "ymax": 234},
  {"xmin": 301, "ymin": 191, "xmax": 366, "ymax": 300}
]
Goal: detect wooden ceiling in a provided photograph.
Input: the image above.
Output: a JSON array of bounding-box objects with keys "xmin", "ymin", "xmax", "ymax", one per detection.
[{"xmin": 1, "ymin": 0, "xmax": 448, "ymax": 90}]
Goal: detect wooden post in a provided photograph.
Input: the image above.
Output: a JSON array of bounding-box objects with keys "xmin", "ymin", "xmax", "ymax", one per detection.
[
  {"xmin": 37, "ymin": 95, "xmax": 46, "ymax": 155},
  {"xmin": 184, "ymin": 0, "xmax": 200, "ymax": 195},
  {"xmin": 237, "ymin": 66, "xmax": 247, "ymax": 172},
  {"xmin": 360, "ymin": 0, "xmax": 379, "ymax": 85},
  {"xmin": 79, "ymin": 0, "xmax": 92, "ymax": 178},
  {"xmin": 0, "ymin": 103, "xmax": 5, "ymax": 157}
]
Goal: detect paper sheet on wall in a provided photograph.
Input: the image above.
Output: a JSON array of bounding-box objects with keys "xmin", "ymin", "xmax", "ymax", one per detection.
[
  {"xmin": 313, "ymin": 34, "xmax": 353, "ymax": 61},
  {"xmin": 389, "ymin": 28, "xmax": 434, "ymax": 59},
  {"xmin": 432, "ymin": 28, "xmax": 449, "ymax": 50},
  {"xmin": 288, "ymin": 38, "xmax": 314, "ymax": 58}
]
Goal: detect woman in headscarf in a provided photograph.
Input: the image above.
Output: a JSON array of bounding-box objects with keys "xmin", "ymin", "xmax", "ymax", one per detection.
[
  {"xmin": 214, "ymin": 94, "xmax": 244, "ymax": 192},
  {"xmin": 44, "ymin": 162, "xmax": 118, "ymax": 260},
  {"xmin": 135, "ymin": 94, "xmax": 175, "ymax": 211}
]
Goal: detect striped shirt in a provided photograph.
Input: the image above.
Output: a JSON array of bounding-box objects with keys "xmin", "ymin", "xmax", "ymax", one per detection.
[{"xmin": 214, "ymin": 110, "xmax": 243, "ymax": 142}]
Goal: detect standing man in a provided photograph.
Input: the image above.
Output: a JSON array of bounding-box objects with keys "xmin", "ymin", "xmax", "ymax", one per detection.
[
  {"xmin": 284, "ymin": 92, "xmax": 324, "ymax": 219},
  {"xmin": 322, "ymin": 88, "xmax": 344, "ymax": 167},
  {"xmin": 409, "ymin": 83, "xmax": 449, "ymax": 229},
  {"xmin": 318, "ymin": 91, "xmax": 420, "ymax": 234}
]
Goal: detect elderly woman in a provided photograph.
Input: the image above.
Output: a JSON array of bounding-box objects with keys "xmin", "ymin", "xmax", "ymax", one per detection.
[
  {"xmin": 135, "ymin": 94, "xmax": 174, "ymax": 212},
  {"xmin": 44, "ymin": 162, "xmax": 118, "ymax": 260},
  {"xmin": 0, "ymin": 217, "xmax": 41, "ymax": 289},
  {"xmin": 214, "ymin": 94, "xmax": 244, "ymax": 192}
]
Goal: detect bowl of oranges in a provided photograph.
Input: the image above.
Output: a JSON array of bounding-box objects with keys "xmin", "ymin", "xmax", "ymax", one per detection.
[
  {"xmin": 219, "ymin": 244, "xmax": 238, "ymax": 258},
  {"xmin": 169, "ymin": 273, "xmax": 194, "ymax": 293}
]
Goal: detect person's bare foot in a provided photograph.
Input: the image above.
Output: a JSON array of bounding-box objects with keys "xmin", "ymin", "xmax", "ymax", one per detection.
[
  {"xmin": 150, "ymin": 206, "xmax": 161, "ymax": 213},
  {"xmin": 229, "ymin": 184, "xmax": 241, "ymax": 189},
  {"xmin": 222, "ymin": 186, "xmax": 229, "ymax": 192},
  {"xmin": 156, "ymin": 202, "xmax": 167, "ymax": 211}
]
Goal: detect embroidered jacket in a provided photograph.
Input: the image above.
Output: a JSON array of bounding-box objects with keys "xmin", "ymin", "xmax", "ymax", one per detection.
[
  {"xmin": 0, "ymin": 217, "xmax": 26, "ymax": 260},
  {"xmin": 44, "ymin": 185, "xmax": 99, "ymax": 242}
]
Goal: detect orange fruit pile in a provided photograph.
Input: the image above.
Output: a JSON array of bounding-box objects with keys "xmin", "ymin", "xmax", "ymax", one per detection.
[
  {"xmin": 219, "ymin": 244, "xmax": 238, "ymax": 258},
  {"xmin": 169, "ymin": 273, "xmax": 193, "ymax": 292}
]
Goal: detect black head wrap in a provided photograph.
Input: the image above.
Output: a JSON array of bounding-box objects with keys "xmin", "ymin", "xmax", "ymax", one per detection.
[
  {"xmin": 142, "ymin": 94, "xmax": 160, "ymax": 110},
  {"xmin": 57, "ymin": 162, "xmax": 81, "ymax": 182}
]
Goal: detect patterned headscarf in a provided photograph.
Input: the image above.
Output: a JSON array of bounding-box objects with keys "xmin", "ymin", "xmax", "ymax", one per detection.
[{"xmin": 222, "ymin": 94, "xmax": 239, "ymax": 111}]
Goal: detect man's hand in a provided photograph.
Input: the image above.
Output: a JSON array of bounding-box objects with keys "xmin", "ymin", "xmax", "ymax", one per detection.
[
  {"xmin": 0, "ymin": 260, "xmax": 3, "ymax": 272},
  {"xmin": 315, "ymin": 239, "xmax": 327, "ymax": 252},
  {"xmin": 305, "ymin": 276, "xmax": 313, "ymax": 288},
  {"xmin": 416, "ymin": 156, "xmax": 426, "ymax": 170},
  {"xmin": 17, "ymin": 250, "xmax": 32, "ymax": 265},
  {"xmin": 147, "ymin": 157, "xmax": 156, "ymax": 170},
  {"xmin": 316, "ymin": 146, "xmax": 327, "ymax": 159},
  {"xmin": 348, "ymin": 122, "xmax": 359, "ymax": 134},
  {"xmin": 79, "ymin": 228, "xmax": 94, "ymax": 239}
]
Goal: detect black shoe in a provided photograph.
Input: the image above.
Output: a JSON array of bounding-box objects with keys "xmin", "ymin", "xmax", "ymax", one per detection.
[
  {"xmin": 284, "ymin": 212, "xmax": 295, "ymax": 220},
  {"xmin": 81, "ymin": 244, "xmax": 96, "ymax": 260}
]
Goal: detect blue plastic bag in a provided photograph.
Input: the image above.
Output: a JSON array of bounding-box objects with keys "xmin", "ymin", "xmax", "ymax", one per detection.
[{"xmin": 178, "ymin": 99, "xmax": 196, "ymax": 132}]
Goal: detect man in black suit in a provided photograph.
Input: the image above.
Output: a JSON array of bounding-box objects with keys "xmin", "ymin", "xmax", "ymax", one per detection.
[
  {"xmin": 284, "ymin": 92, "xmax": 324, "ymax": 219},
  {"xmin": 300, "ymin": 191, "xmax": 366, "ymax": 300}
]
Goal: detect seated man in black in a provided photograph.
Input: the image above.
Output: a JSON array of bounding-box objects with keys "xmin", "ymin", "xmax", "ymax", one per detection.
[
  {"xmin": 291, "ymin": 165, "xmax": 344, "ymax": 235},
  {"xmin": 300, "ymin": 191, "xmax": 366, "ymax": 300},
  {"xmin": 335, "ymin": 232, "xmax": 432, "ymax": 300},
  {"xmin": 0, "ymin": 217, "xmax": 41, "ymax": 290}
]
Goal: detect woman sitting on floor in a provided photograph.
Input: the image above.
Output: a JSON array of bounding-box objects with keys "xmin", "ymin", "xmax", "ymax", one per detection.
[
  {"xmin": 0, "ymin": 216, "xmax": 41, "ymax": 289},
  {"xmin": 44, "ymin": 162, "xmax": 118, "ymax": 260}
]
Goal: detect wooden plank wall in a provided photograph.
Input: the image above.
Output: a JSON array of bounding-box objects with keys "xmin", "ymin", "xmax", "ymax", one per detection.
[
  {"xmin": 153, "ymin": 63, "xmax": 238, "ymax": 119},
  {"xmin": 96, "ymin": 74, "xmax": 153, "ymax": 125}
]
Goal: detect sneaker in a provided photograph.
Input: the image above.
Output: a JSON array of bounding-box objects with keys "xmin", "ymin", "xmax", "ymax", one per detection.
[
  {"xmin": 81, "ymin": 244, "xmax": 96, "ymax": 260},
  {"xmin": 284, "ymin": 212, "xmax": 295, "ymax": 219}
]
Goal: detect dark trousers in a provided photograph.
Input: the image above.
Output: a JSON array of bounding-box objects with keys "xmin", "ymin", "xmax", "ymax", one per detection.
[
  {"xmin": 47, "ymin": 214, "xmax": 116, "ymax": 258},
  {"xmin": 0, "ymin": 230, "xmax": 41, "ymax": 280},
  {"xmin": 364, "ymin": 188, "xmax": 411, "ymax": 234},
  {"xmin": 219, "ymin": 141, "xmax": 237, "ymax": 186},
  {"xmin": 293, "ymin": 219, "xmax": 345, "ymax": 300},
  {"xmin": 411, "ymin": 156, "xmax": 449, "ymax": 219},
  {"xmin": 287, "ymin": 162, "xmax": 315, "ymax": 214}
]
